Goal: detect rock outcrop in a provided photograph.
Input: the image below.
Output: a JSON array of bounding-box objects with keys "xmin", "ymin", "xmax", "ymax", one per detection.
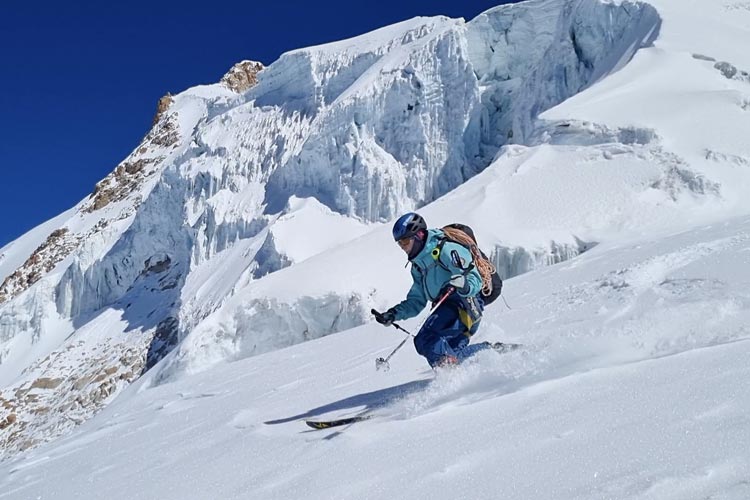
[
  {"xmin": 0, "ymin": 229, "xmax": 79, "ymax": 304},
  {"xmin": 153, "ymin": 93, "xmax": 173, "ymax": 126},
  {"xmin": 220, "ymin": 60, "xmax": 264, "ymax": 93}
]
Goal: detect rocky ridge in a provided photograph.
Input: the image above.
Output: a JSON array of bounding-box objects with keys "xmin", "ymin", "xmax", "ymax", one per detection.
[{"xmin": 221, "ymin": 60, "xmax": 265, "ymax": 93}]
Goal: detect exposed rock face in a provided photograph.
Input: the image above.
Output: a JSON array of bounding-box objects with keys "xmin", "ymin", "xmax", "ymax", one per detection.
[
  {"xmin": 153, "ymin": 93, "xmax": 173, "ymax": 126},
  {"xmin": 83, "ymin": 122, "xmax": 178, "ymax": 214},
  {"xmin": 86, "ymin": 157, "xmax": 157, "ymax": 212},
  {"xmin": 83, "ymin": 92, "xmax": 182, "ymax": 214},
  {"xmin": 0, "ymin": 229, "xmax": 79, "ymax": 304},
  {"xmin": 0, "ymin": 412, "xmax": 16, "ymax": 430},
  {"xmin": 220, "ymin": 60, "xmax": 264, "ymax": 93},
  {"xmin": 0, "ymin": 340, "xmax": 149, "ymax": 459}
]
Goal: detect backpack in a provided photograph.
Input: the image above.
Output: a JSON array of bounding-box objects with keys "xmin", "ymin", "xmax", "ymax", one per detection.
[{"xmin": 438, "ymin": 223, "xmax": 503, "ymax": 305}]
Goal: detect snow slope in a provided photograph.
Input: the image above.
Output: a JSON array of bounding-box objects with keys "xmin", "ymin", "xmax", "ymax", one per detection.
[{"xmin": 1, "ymin": 215, "xmax": 749, "ymax": 500}]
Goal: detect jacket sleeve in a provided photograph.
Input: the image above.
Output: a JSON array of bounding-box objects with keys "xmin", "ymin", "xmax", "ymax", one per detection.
[
  {"xmin": 439, "ymin": 242, "xmax": 482, "ymax": 297},
  {"xmin": 391, "ymin": 267, "xmax": 428, "ymax": 320}
]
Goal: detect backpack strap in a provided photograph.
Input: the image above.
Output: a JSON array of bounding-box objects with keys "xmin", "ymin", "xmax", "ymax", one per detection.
[
  {"xmin": 431, "ymin": 237, "xmax": 447, "ymax": 261},
  {"xmin": 432, "ymin": 237, "xmax": 473, "ymax": 276}
]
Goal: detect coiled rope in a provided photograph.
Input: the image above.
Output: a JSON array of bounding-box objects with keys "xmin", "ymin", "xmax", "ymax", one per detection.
[{"xmin": 442, "ymin": 226, "xmax": 496, "ymax": 297}]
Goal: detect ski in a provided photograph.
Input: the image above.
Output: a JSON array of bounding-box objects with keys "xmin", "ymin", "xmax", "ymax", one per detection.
[
  {"xmin": 305, "ymin": 343, "xmax": 522, "ymax": 430},
  {"xmin": 305, "ymin": 415, "xmax": 372, "ymax": 430}
]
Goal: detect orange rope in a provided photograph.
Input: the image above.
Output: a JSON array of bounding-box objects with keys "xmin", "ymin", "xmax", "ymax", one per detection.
[{"xmin": 441, "ymin": 227, "xmax": 496, "ymax": 296}]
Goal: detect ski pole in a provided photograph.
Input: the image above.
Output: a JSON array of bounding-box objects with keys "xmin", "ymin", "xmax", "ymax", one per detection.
[
  {"xmin": 370, "ymin": 313, "xmax": 415, "ymax": 338},
  {"xmin": 374, "ymin": 335, "xmax": 410, "ymax": 372},
  {"xmin": 373, "ymin": 287, "xmax": 454, "ymax": 371}
]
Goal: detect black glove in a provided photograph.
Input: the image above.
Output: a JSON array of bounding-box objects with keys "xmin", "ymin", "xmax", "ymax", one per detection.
[{"xmin": 374, "ymin": 308, "xmax": 396, "ymax": 326}]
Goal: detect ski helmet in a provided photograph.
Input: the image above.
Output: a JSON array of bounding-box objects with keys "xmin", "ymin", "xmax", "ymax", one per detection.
[{"xmin": 392, "ymin": 212, "xmax": 427, "ymax": 241}]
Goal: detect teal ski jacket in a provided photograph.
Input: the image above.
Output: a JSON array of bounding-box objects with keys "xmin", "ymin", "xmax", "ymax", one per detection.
[{"xmin": 392, "ymin": 229, "xmax": 483, "ymax": 321}]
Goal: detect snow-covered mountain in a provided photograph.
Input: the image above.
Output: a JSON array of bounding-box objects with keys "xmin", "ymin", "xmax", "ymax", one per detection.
[{"xmin": 0, "ymin": 0, "xmax": 749, "ymax": 494}]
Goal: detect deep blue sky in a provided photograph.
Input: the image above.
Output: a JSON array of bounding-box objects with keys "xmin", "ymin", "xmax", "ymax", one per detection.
[{"xmin": 0, "ymin": 0, "xmax": 516, "ymax": 248}]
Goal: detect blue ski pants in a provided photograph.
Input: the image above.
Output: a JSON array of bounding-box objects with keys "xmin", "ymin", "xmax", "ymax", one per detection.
[{"xmin": 413, "ymin": 296, "xmax": 489, "ymax": 367}]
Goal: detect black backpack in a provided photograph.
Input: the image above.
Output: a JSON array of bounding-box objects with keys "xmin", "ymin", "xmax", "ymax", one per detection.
[{"xmin": 439, "ymin": 223, "xmax": 503, "ymax": 305}]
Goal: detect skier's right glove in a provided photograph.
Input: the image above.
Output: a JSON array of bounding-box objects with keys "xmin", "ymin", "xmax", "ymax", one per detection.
[{"xmin": 374, "ymin": 308, "xmax": 396, "ymax": 327}]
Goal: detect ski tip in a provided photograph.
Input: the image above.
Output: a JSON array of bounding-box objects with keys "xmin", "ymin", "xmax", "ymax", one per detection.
[
  {"xmin": 306, "ymin": 420, "xmax": 333, "ymax": 430},
  {"xmin": 305, "ymin": 415, "xmax": 372, "ymax": 430}
]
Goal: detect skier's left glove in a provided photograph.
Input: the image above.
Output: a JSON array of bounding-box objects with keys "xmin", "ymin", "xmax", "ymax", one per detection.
[
  {"xmin": 374, "ymin": 308, "xmax": 396, "ymax": 326},
  {"xmin": 445, "ymin": 274, "xmax": 469, "ymax": 295}
]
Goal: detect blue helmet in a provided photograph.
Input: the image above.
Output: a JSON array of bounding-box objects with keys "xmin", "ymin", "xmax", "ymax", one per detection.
[{"xmin": 392, "ymin": 212, "xmax": 426, "ymax": 241}]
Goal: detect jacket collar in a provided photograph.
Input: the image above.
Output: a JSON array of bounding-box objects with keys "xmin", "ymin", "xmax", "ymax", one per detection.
[{"xmin": 408, "ymin": 229, "xmax": 443, "ymax": 266}]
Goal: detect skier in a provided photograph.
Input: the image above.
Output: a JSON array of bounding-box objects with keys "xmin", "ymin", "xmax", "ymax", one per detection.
[{"xmin": 375, "ymin": 212, "xmax": 494, "ymax": 368}]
